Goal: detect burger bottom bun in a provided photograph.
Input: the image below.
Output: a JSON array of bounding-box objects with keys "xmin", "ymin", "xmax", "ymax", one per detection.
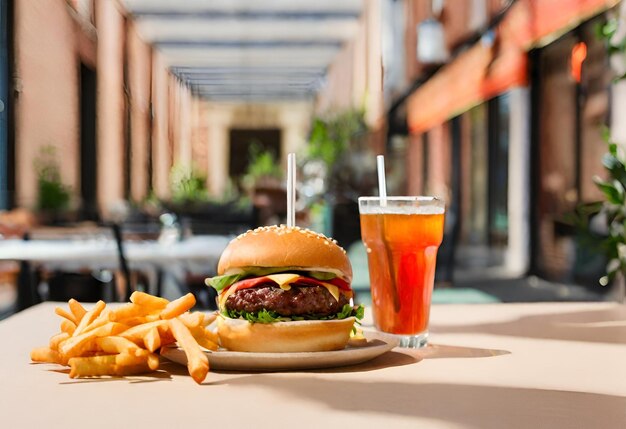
[{"xmin": 217, "ymin": 316, "xmax": 356, "ymax": 353}]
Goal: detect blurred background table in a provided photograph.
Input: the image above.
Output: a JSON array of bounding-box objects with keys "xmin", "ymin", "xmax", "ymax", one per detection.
[
  {"xmin": 0, "ymin": 235, "xmax": 230, "ymax": 267},
  {"xmin": 1, "ymin": 301, "xmax": 624, "ymax": 428},
  {"xmin": 0, "ymin": 234, "xmax": 231, "ymax": 309}
]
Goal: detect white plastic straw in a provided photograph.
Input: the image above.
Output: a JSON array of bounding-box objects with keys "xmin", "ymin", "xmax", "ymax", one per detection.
[
  {"xmin": 287, "ymin": 153, "xmax": 296, "ymax": 227},
  {"xmin": 377, "ymin": 155, "xmax": 387, "ymax": 206}
]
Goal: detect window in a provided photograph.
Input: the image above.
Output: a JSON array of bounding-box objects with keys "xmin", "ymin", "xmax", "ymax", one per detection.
[{"xmin": 0, "ymin": 0, "xmax": 10, "ymax": 209}]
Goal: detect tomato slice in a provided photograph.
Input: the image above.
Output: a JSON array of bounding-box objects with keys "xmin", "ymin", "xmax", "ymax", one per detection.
[
  {"xmin": 325, "ymin": 276, "xmax": 350, "ymax": 291},
  {"xmin": 228, "ymin": 274, "xmax": 351, "ymax": 292},
  {"xmin": 229, "ymin": 276, "xmax": 274, "ymax": 290}
]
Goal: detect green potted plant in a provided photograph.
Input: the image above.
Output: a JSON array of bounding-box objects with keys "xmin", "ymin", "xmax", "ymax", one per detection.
[
  {"xmin": 303, "ymin": 109, "xmax": 372, "ymax": 242},
  {"xmin": 169, "ymin": 164, "xmax": 209, "ymax": 206},
  {"xmin": 306, "ymin": 108, "xmax": 368, "ymax": 170},
  {"xmin": 593, "ymin": 133, "xmax": 626, "ymax": 289},
  {"xmin": 241, "ymin": 143, "xmax": 283, "ymax": 192},
  {"xmin": 592, "ymin": 12, "xmax": 626, "ymax": 296},
  {"xmin": 241, "ymin": 144, "xmax": 284, "ymax": 226},
  {"xmin": 34, "ymin": 145, "xmax": 72, "ymax": 224}
]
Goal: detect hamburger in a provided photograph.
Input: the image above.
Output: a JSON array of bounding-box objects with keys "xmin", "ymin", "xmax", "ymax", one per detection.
[{"xmin": 205, "ymin": 225, "xmax": 363, "ymax": 352}]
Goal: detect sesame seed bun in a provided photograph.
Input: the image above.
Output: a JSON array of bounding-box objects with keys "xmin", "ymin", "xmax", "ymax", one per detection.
[{"xmin": 217, "ymin": 225, "xmax": 353, "ymax": 283}]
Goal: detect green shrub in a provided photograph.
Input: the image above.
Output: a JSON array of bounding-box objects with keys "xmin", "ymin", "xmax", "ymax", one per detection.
[
  {"xmin": 594, "ymin": 132, "xmax": 626, "ymax": 285},
  {"xmin": 34, "ymin": 145, "xmax": 71, "ymax": 212},
  {"xmin": 169, "ymin": 165, "xmax": 208, "ymax": 204}
]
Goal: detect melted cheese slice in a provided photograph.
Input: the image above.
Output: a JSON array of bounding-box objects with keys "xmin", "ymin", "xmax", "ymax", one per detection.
[
  {"xmin": 219, "ymin": 273, "xmax": 342, "ymax": 308},
  {"xmin": 266, "ymin": 274, "xmax": 341, "ymax": 302},
  {"xmin": 266, "ymin": 273, "xmax": 301, "ymax": 289}
]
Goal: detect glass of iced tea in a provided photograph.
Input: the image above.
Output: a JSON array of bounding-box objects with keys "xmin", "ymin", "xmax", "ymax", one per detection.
[{"xmin": 358, "ymin": 196, "xmax": 445, "ymax": 348}]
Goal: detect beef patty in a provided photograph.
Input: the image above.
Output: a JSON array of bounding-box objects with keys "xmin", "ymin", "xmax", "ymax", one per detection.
[{"xmin": 225, "ymin": 284, "xmax": 350, "ymax": 317}]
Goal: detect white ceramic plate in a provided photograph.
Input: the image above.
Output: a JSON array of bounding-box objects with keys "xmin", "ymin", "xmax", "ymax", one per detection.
[{"xmin": 161, "ymin": 331, "xmax": 399, "ymax": 371}]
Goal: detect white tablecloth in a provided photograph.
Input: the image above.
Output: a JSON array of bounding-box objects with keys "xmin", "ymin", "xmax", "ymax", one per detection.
[
  {"xmin": 0, "ymin": 235, "xmax": 231, "ymax": 270},
  {"xmin": 1, "ymin": 302, "xmax": 625, "ymax": 428}
]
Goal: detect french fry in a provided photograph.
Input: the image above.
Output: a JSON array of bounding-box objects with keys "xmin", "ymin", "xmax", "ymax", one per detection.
[
  {"xmin": 30, "ymin": 347, "xmax": 63, "ymax": 365},
  {"xmin": 168, "ymin": 318, "xmax": 209, "ymax": 384},
  {"xmin": 120, "ymin": 320, "xmax": 168, "ymax": 344},
  {"xmin": 33, "ymin": 293, "xmax": 209, "ymax": 383},
  {"xmin": 130, "ymin": 291, "xmax": 169, "ymax": 309},
  {"xmin": 160, "ymin": 293, "xmax": 196, "ymax": 320},
  {"xmin": 120, "ymin": 314, "xmax": 160, "ymax": 326},
  {"xmin": 147, "ymin": 353, "xmax": 160, "ymax": 371},
  {"xmin": 115, "ymin": 352, "xmax": 146, "ymax": 367},
  {"xmin": 143, "ymin": 327, "xmax": 161, "ymax": 353},
  {"xmin": 202, "ymin": 312, "xmax": 218, "ymax": 327},
  {"xmin": 49, "ymin": 332, "xmax": 71, "ymax": 351},
  {"xmin": 54, "ymin": 307, "xmax": 77, "ymax": 325},
  {"xmin": 68, "ymin": 298, "xmax": 87, "ymax": 323},
  {"xmin": 68, "ymin": 355, "xmax": 115, "ymax": 378},
  {"xmin": 95, "ymin": 336, "xmax": 143, "ymax": 356},
  {"xmin": 189, "ymin": 326, "xmax": 219, "ymax": 351},
  {"xmin": 59, "ymin": 322, "xmax": 126, "ymax": 358},
  {"xmin": 81, "ymin": 309, "xmax": 114, "ymax": 334},
  {"xmin": 158, "ymin": 327, "xmax": 176, "ymax": 346},
  {"xmin": 178, "ymin": 311, "xmax": 204, "ymax": 328},
  {"xmin": 112, "ymin": 352, "xmax": 159, "ymax": 371},
  {"xmin": 202, "ymin": 327, "xmax": 219, "ymax": 345},
  {"xmin": 69, "ymin": 355, "xmax": 152, "ymax": 378},
  {"xmin": 73, "ymin": 300, "xmax": 106, "ymax": 336},
  {"xmin": 108, "ymin": 303, "xmax": 153, "ymax": 322},
  {"xmin": 60, "ymin": 319, "xmax": 76, "ymax": 335}
]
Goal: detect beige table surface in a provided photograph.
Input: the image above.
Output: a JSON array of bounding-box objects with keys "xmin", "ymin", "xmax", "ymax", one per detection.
[{"xmin": 1, "ymin": 302, "xmax": 625, "ymax": 429}]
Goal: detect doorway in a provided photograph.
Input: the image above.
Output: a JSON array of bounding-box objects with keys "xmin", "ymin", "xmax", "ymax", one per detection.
[
  {"xmin": 530, "ymin": 16, "xmax": 610, "ymax": 283},
  {"xmin": 79, "ymin": 63, "xmax": 97, "ymax": 220},
  {"xmin": 229, "ymin": 128, "xmax": 281, "ymax": 179},
  {"xmin": 0, "ymin": 0, "xmax": 10, "ymax": 210}
]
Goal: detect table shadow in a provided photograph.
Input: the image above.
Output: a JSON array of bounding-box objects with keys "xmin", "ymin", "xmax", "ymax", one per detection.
[
  {"xmin": 55, "ymin": 369, "xmax": 173, "ymax": 384},
  {"xmin": 431, "ymin": 306, "xmax": 626, "ymax": 345},
  {"xmin": 413, "ymin": 343, "xmax": 510, "ymax": 359},
  {"xmin": 201, "ymin": 342, "xmax": 508, "ymax": 376},
  {"xmin": 216, "ymin": 375, "xmax": 626, "ymax": 428}
]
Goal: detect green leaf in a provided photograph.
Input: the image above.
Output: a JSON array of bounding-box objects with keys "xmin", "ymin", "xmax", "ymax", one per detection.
[
  {"xmin": 206, "ymin": 268, "xmax": 341, "ymax": 291},
  {"xmin": 309, "ymin": 271, "xmax": 337, "ymax": 281},
  {"xmin": 354, "ymin": 304, "xmax": 365, "ymax": 320},
  {"xmin": 206, "ymin": 274, "xmax": 243, "ymax": 292},
  {"xmin": 223, "ymin": 303, "xmax": 365, "ymax": 324},
  {"xmin": 596, "ymin": 181, "xmax": 622, "ymax": 204}
]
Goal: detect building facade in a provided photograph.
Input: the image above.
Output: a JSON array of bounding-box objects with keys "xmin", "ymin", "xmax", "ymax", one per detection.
[
  {"xmin": 1, "ymin": 0, "xmax": 380, "ymax": 220},
  {"xmin": 384, "ymin": 0, "xmax": 621, "ymax": 287}
]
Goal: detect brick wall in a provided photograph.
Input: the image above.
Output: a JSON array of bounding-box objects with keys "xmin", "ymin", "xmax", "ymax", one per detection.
[{"xmin": 14, "ymin": 0, "xmax": 83, "ymax": 208}]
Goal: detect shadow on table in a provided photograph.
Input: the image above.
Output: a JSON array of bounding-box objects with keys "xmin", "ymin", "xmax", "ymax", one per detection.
[
  {"xmin": 430, "ymin": 306, "xmax": 626, "ymax": 345},
  {"xmin": 48, "ymin": 367, "xmax": 173, "ymax": 384},
  {"xmin": 414, "ymin": 343, "xmax": 511, "ymax": 359},
  {"xmin": 316, "ymin": 343, "xmax": 509, "ymax": 373},
  {"xmin": 50, "ymin": 369, "xmax": 171, "ymax": 384},
  {"xmin": 189, "ymin": 342, "xmax": 509, "ymax": 376},
  {"xmin": 216, "ymin": 376, "xmax": 626, "ymax": 428}
]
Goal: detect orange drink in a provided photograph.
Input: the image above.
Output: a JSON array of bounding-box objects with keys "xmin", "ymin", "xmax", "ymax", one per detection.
[{"xmin": 358, "ymin": 197, "xmax": 445, "ymax": 348}]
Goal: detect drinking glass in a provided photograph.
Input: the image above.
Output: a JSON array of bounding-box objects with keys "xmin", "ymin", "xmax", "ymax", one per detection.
[{"xmin": 358, "ymin": 196, "xmax": 445, "ymax": 348}]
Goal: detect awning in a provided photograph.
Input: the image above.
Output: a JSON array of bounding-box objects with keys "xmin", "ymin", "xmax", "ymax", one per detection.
[
  {"xmin": 120, "ymin": 0, "xmax": 363, "ymax": 102},
  {"xmin": 407, "ymin": 0, "xmax": 619, "ymax": 134}
]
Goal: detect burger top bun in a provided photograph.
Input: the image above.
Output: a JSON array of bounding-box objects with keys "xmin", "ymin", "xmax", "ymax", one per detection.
[
  {"xmin": 217, "ymin": 316, "xmax": 356, "ymax": 353},
  {"xmin": 217, "ymin": 225, "xmax": 353, "ymax": 282}
]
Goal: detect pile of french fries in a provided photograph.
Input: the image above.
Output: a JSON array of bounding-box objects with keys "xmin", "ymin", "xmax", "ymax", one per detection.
[{"xmin": 30, "ymin": 291, "xmax": 218, "ymax": 384}]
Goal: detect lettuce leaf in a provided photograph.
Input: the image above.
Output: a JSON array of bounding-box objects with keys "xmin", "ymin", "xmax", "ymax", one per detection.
[
  {"xmin": 223, "ymin": 308, "xmax": 289, "ymax": 323},
  {"xmin": 205, "ymin": 274, "xmax": 243, "ymax": 292},
  {"xmin": 206, "ymin": 267, "xmax": 339, "ymax": 292},
  {"xmin": 308, "ymin": 271, "xmax": 337, "ymax": 281},
  {"xmin": 223, "ymin": 304, "xmax": 365, "ymax": 324}
]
